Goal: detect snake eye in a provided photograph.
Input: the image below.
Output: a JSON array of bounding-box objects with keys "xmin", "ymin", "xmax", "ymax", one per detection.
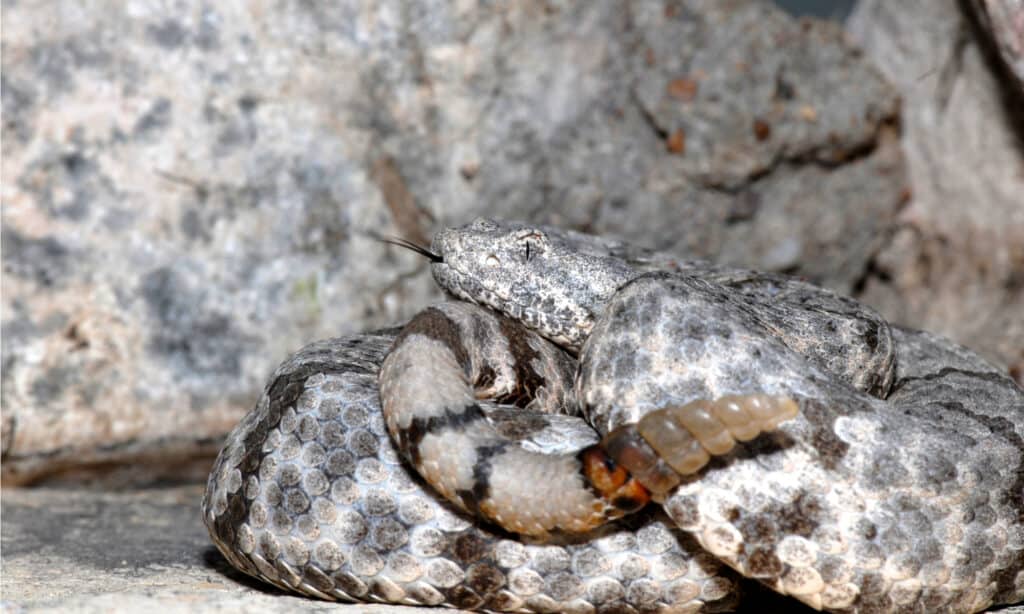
[{"xmin": 515, "ymin": 230, "xmax": 548, "ymax": 262}]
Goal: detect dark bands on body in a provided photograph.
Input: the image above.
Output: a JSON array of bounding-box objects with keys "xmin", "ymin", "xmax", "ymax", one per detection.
[{"xmin": 379, "ymin": 302, "xmax": 798, "ymax": 536}]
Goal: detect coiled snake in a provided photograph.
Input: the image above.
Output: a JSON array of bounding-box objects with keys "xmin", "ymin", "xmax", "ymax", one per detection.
[{"xmin": 203, "ymin": 219, "xmax": 1024, "ymax": 612}]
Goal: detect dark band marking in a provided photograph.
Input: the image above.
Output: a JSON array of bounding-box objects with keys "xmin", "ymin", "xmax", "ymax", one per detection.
[
  {"xmin": 215, "ymin": 356, "xmax": 371, "ymax": 565},
  {"xmin": 398, "ymin": 403, "xmax": 487, "ymax": 468},
  {"xmin": 611, "ymin": 494, "xmax": 647, "ymax": 513},
  {"xmin": 889, "ymin": 366, "xmax": 1015, "ymax": 396},
  {"xmin": 474, "ymin": 365, "xmax": 497, "ymax": 391},
  {"xmin": 455, "ymin": 441, "xmax": 511, "ymax": 516},
  {"xmin": 493, "ymin": 316, "xmax": 545, "ymax": 408},
  {"xmin": 392, "ymin": 307, "xmax": 471, "ymax": 374}
]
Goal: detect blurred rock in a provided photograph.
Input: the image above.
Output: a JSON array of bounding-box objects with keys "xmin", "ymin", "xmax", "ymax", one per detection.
[
  {"xmin": 2, "ymin": 0, "xmax": 906, "ymax": 483},
  {"xmin": 965, "ymin": 0, "xmax": 1024, "ymax": 93},
  {"xmin": 848, "ymin": 0, "xmax": 1024, "ymax": 382}
]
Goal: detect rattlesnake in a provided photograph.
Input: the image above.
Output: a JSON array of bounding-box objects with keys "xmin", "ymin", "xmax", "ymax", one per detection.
[{"xmin": 203, "ymin": 219, "xmax": 1024, "ymax": 612}]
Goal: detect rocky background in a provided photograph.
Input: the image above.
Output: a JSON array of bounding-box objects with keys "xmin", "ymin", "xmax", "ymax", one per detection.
[{"xmin": 2, "ymin": 0, "xmax": 1022, "ymax": 611}]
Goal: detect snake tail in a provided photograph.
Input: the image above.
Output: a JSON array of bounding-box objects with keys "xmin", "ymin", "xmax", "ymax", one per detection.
[{"xmin": 602, "ymin": 395, "xmax": 800, "ymax": 496}]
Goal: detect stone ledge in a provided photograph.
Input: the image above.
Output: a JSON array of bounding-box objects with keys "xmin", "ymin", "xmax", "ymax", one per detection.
[{"xmin": 1, "ymin": 486, "xmax": 428, "ymax": 613}]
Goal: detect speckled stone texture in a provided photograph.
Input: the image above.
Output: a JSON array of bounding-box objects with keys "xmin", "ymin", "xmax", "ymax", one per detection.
[
  {"xmin": 847, "ymin": 0, "xmax": 1024, "ymax": 381},
  {"xmin": 2, "ymin": 0, "xmax": 907, "ymax": 484}
]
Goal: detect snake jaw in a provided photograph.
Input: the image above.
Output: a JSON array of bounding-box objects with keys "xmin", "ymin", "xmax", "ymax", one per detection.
[{"xmin": 431, "ymin": 260, "xmax": 587, "ymax": 349}]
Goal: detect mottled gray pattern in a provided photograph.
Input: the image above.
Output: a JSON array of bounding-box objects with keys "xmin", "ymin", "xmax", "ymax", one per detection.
[
  {"xmin": 204, "ymin": 327, "xmax": 741, "ymax": 612},
  {"xmin": 206, "ymin": 220, "xmax": 1024, "ymax": 613},
  {"xmin": 429, "ymin": 220, "xmax": 1024, "ymax": 612},
  {"xmin": 586, "ymin": 276, "xmax": 1024, "ymax": 611},
  {"xmin": 431, "ymin": 219, "xmax": 896, "ymax": 398}
]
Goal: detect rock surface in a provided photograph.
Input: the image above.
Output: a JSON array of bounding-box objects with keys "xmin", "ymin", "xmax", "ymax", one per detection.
[
  {"xmin": 966, "ymin": 0, "xmax": 1024, "ymax": 93},
  {"xmin": 2, "ymin": 0, "xmax": 906, "ymax": 484},
  {"xmin": 0, "ymin": 486, "xmax": 421, "ymax": 613},
  {"xmin": 847, "ymin": 0, "xmax": 1024, "ymax": 381}
]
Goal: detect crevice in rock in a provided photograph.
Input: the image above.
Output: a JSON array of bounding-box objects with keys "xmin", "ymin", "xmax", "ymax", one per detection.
[{"xmin": 957, "ymin": 0, "xmax": 1024, "ymax": 150}]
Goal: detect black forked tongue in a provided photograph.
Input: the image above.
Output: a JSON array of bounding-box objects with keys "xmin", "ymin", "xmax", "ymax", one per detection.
[{"xmin": 375, "ymin": 235, "xmax": 443, "ymax": 263}]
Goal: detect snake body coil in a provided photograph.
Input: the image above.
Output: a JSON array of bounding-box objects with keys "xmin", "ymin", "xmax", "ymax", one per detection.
[
  {"xmin": 204, "ymin": 219, "xmax": 1024, "ymax": 613},
  {"xmin": 203, "ymin": 326, "xmax": 741, "ymax": 611},
  {"xmin": 378, "ymin": 302, "xmax": 645, "ymax": 536},
  {"xmin": 378, "ymin": 302, "xmax": 799, "ymax": 534}
]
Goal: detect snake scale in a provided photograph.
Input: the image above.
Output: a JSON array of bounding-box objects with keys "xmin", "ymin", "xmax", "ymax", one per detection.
[{"xmin": 203, "ymin": 219, "xmax": 1024, "ymax": 612}]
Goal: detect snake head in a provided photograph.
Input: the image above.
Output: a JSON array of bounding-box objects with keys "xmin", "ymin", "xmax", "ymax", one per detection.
[{"xmin": 431, "ymin": 219, "xmax": 635, "ymax": 351}]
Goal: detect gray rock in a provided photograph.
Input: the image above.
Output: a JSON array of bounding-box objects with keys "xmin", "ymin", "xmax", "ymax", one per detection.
[
  {"xmin": 0, "ymin": 486, "xmax": 429, "ymax": 612},
  {"xmin": 2, "ymin": 0, "xmax": 905, "ymax": 483},
  {"xmin": 847, "ymin": 0, "xmax": 1024, "ymax": 381}
]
